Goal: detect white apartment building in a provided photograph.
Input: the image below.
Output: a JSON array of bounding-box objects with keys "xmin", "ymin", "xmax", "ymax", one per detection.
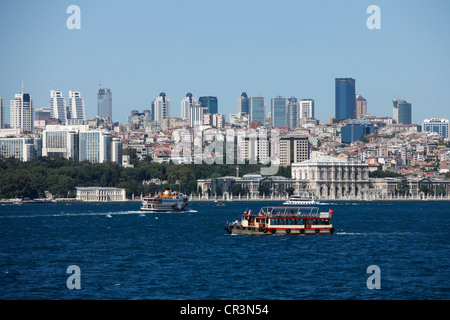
[
  {"xmin": 49, "ymin": 90, "xmax": 67, "ymax": 125},
  {"xmin": 10, "ymin": 93, "xmax": 34, "ymax": 133},
  {"xmin": 154, "ymin": 92, "xmax": 170, "ymax": 124},
  {"xmin": 299, "ymin": 99, "xmax": 314, "ymax": 119},
  {"xmin": 68, "ymin": 90, "xmax": 85, "ymax": 122}
]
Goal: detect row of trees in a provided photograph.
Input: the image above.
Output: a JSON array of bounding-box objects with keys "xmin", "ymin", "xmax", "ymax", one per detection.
[{"xmin": 0, "ymin": 153, "xmax": 291, "ymax": 200}]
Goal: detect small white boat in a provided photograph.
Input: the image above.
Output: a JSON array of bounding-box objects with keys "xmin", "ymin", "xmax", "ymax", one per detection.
[{"xmin": 283, "ymin": 193, "xmax": 319, "ymax": 205}]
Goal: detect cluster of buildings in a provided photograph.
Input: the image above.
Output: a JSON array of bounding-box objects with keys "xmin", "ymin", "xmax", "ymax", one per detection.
[{"xmin": 0, "ymin": 78, "xmax": 449, "ymax": 200}]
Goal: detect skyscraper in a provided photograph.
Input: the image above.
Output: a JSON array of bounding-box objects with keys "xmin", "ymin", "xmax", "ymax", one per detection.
[
  {"xmin": 355, "ymin": 94, "xmax": 367, "ymax": 120},
  {"xmin": 237, "ymin": 92, "xmax": 249, "ymax": 116},
  {"xmin": 97, "ymin": 88, "xmax": 112, "ymax": 120},
  {"xmin": 199, "ymin": 96, "xmax": 218, "ymax": 114},
  {"xmin": 299, "ymin": 99, "xmax": 314, "ymax": 119},
  {"xmin": 393, "ymin": 98, "xmax": 412, "ymax": 124},
  {"xmin": 189, "ymin": 103, "xmax": 206, "ymax": 127},
  {"xmin": 49, "ymin": 90, "xmax": 67, "ymax": 125},
  {"xmin": 271, "ymin": 96, "xmax": 287, "ymax": 128},
  {"xmin": 154, "ymin": 92, "xmax": 170, "ymax": 124},
  {"xmin": 68, "ymin": 90, "xmax": 85, "ymax": 122},
  {"xmin": 287, "ymin": 97, "xmax": 299, "ymax": 128},
  {"xmin": 10, "ymin": 92, "xmax": 34, "ymax": 133},
  {"xmin": 0, "ymin": 95, "xmax": 4, "ymax": 129},
  {"xmin": 335, "ymin": 78, "xmax": 356, "ymax": 120},
  {"xmin": 249, "ymin": 95, "xmax": 265, "ymax": 124},
  {"xmin": 181, "ymin": 93, "xmax": 196, "ymax": 120}
]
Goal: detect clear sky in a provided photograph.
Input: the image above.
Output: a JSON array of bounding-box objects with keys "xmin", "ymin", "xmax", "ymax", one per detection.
[{"xmin": 1, "ymin": 0, "xmax": 449, "ymax": 125}]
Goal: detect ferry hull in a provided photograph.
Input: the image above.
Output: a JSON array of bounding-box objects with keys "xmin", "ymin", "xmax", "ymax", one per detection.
[{"xmin": 225, "ymin": 225, "xmax": 334, "ymax": 235}]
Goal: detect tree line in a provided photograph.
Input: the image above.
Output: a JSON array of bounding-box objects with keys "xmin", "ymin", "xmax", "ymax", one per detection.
[{"xmin": 0, "ymin": 153, "xmax": 291, "ymax": 200}]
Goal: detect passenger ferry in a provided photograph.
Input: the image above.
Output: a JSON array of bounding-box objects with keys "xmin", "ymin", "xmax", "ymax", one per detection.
[
  {"xmin": 283, "ymin": 193, "xmax": 319, "ymax": 205},
  {"xmin": 140, "ymin": 189, "xmax": 189, "ymax": 212},
  {"xmin": 224, "ymin": 206, "xmax": 334, "ymax": 235}
]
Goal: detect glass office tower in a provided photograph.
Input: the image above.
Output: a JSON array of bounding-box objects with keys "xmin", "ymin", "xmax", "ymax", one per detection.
[
  {"xmin": 335, "ymin": 78, "xmax": 355, "ymax": 120},
  {"xmin": 237, "ymin": 92, "xmax": 249, "ymax": 115},
  {"xmin": 271, "ymin": 96, "xmax": 287, "ymax": 128},
  {"xmin": 249, "ymin": 95, "xmax": 265, "ymax": 124},
  {"xmin": 393, "ymin": 98, "xmax": 412, "ymax": 124}
]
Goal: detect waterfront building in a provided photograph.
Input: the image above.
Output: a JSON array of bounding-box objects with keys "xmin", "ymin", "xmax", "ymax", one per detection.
[
  {"xmin": 422, "ymin": 118, "xmax": 449, "ymax": 138},
  {"xmin": 271, "ymin": 96, "xmax": 287, "ymax": 128},
  {"xmin": 279, "ymin": 134, "xmax": 310, "ymax": 166},
  {"xmin": 286, "ymin": 97, "xmax": 299, "ymax": 128},
  {"xmin": 393, "ymin": 98, "xmax": 412, "ymax": 124},
  {"xmin": 97, "ymin": 88, "xmax": 112, "ymax": 120},
  {"xmin": 335, "ymin": 78, "xmax": 356, "ymax": 120},
  {"xmin": 199, "ymin": 96, "xmax": 218, "ymax": 114},
  {"xmin": 10, "ymin": 92, "xmax": 34, "ymax": 133},
  {"xmin": 49, "ymin": 90, "xmax": 67, "ymax": 125},
  {"xmin": 341, "ymin": 120, "xmax": 376, "ymax": 143},
  {"xmin": 291, "ymin": 156, "xmax": 370, "ymax": 198},
  {"xmin": 154, "ymin": 92, "xmax": 170, "ymax": 124},
  {"xmin": 237, "ymin": 92, "xmax": 249, "ymax": 116},
  {"xmin": 68, "ymin": 90, "xmax": 85, "ymax": 122},
  {"xmin": 181, "ymin": 93, "xmax": 196, "ymax": 120},
  {"xmin": 75, "ymin": 187, "xmax": 126, "ymax": 202},
  {"xmin": 299, "ymin": 99, "xmax": 314, "ymax": 119},
  {"xmin": 355, "ymin": 94, "xmax": 367, "ymax": 120},
  {"xmin": 249, "ymin": 95, "xmax": 265, "ymax": 124}
]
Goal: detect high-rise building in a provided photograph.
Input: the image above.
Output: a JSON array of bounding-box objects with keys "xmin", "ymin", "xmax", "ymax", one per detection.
[
  {"xmin": 0, "ymin": 95, "xmax": 4, "ymax": 129},
  {"xmin": 422, "ymin": 118, "xmax": 449, "ymax": 138},
  {"xmin": 286, "ymin": 97, "xmax": 299, "ymax": 129},
  {"xmin": 393, "ymin": 98, "xmax": 412, "ymax": 124},
  {"xmin": 181, "ymin": 93, "xmax": 196, "ymax": 120},
  {"xmin": 299, "ymin": 99, "xmax": 314, "ymax": 119},
  {"xmin": 335, "ymin": 78, "xmax": 356, "ymax": 120},
  {"xmin": 49, "ymin": 90, "xmax": 67, "ymax": 125},
  {"xmin": 42, "ymin": 125, "xmax": 80, "ymax": 160},
  {"xmin": 97, "ymin": 88, "xmax": 112, "ymax": 120},
  {"xmin": 68, "ymin": 90, "xmax": 85, "ymax": 122},
  {"xmin": 249, "ymin": 95, "xmax": 265, "ymax": 124},
  {"xmin": 237, "ymin": 92, "xmax": 249, "ymax": 116},
  {"xmin": 10, "ymin": 92, "xmax": 34, "ymax": 133},
  {"xmin": 271, "ymin": 96, "xmax": 287, "ymax": 128},
  {"xmin": 199, "ymin": 96, "xmax": 218, "ymax": 114},
  {"xmin": 79, "ymin": 130, "xmax": 112, "ymax": 163},
  {"xmin": 355, "ymin": 94, "xmax": 367, "ymax": 120},
  {"xmin": 189, "ymin": 103, "xmax": 206, "ymax": 127},
  {"xmin": 154, "ymin": 92, "xmax": 170, "ymax": 124}
]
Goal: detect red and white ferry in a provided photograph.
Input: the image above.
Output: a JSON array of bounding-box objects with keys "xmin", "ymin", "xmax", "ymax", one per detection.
[{"xmin": 224, "ymin": 206, "xmax": 335, "ymax": 235}]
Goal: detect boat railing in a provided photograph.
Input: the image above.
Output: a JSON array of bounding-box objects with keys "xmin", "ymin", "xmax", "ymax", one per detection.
[{"xmin": 255, "ymin": 206, "xmax": 331, "ymax": 219}]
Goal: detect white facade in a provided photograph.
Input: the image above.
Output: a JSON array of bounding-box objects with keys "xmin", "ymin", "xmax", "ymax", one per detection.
[
  {"xmin": 181, "ymin": 94, "xmax": 196, "ymax": 120},
  {"xmin": 10, "ymin": 93, "xmax": 34, "ymax": 133},
  {"xmin": 68, "ymin": 90, "xmax": 85, "ymax": 121},
  {"xmin": 76, "ymin": 187, "xmax": 126, "ymax": 202},
  {"xmin": 0, "ymin": 136, "xmax": 36, "ymax": 161},
  {"xmin": 154, "ymin": 93, "xmax": 170, "ymax": 124},
  {"xmin": 49, "ymin": 90, "xmax": 67, "ymax": 125},
  {"xmin": 299, "ymin": 99, "xmax": 314, "ymax": 119}
]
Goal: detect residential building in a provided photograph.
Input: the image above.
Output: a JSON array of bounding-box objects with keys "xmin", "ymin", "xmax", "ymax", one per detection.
[
  {"xmin": 299, "ymin": 99, "xmax": 314, "ymax": 119},
  {"xmin": 49, "ymin": 90, "xmax": 67, "ymax": 125},
  {"xmin": 10, "ymin": 92, "xmax": 34, "ymax": 133},
  {"xmin": 154, "ymin": 92, "xmax": 170, "ymax": 124},
  {"xmin": 68, "ymin": 90, "xmax": 85, "ymax": 123},
  {"xmin": 355, "ymin": 94, "xmax": 367, "ymax": 120},
  {"xmin": 189, "ymin": 103, "xmax": 206, "ymax": 127},
  {"xmin": 181, "ymin": 93, "xmax": 196, "ymax": 120}
]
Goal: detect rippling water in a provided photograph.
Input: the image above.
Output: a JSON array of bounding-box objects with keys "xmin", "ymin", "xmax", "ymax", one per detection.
[{"xmin": 0, "ymin": 201, "xmax": 448, "ymax": 300}]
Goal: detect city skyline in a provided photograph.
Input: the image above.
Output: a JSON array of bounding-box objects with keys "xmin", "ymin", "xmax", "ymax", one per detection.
[{"xmin": 0, "ymin": 1, "xmax": 449, "ymax": 125}]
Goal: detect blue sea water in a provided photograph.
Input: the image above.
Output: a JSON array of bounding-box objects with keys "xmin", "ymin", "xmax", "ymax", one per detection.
[{"xmin": 0, "ymin": 201, "xmax": 448, "ymax": 300}]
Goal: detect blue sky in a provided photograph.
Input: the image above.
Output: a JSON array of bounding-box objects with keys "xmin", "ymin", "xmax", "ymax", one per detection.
[{"xmin": 1, "ymin": 0, "xmax": 449, "ymax": 125}]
